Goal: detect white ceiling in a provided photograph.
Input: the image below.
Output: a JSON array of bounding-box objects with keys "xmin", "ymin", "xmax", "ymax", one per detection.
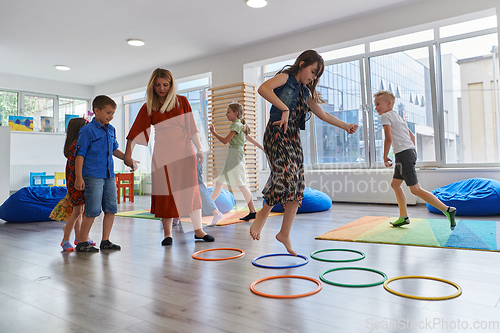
[{"xmin": 1, "ymin": 0, "xmax": 423, "ymax": 86}]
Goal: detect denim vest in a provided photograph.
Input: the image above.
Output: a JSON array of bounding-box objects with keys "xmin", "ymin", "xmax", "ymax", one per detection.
[{"xmin": 268, "ymin": 74, "xmax": 310, "ymax": 129}]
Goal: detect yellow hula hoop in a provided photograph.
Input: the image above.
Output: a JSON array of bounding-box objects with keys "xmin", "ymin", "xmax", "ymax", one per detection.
[{"xmin": 383, "ymin": 275, "xmax": 462, "ymax": 301}]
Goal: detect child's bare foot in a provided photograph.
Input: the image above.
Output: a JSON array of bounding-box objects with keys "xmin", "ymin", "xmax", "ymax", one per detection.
[
  {"xmin": 275, "ymin": 232, "xmax": 296, "ymax": 256},
  {"xmin": 249, "ymin": 212, "xmax": 266, "ymax": 240}
]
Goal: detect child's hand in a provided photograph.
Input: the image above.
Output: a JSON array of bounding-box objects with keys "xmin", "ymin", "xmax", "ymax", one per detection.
[
  {"xmin": 345, "ymin": 123, "xmax": 358, "ymax": 134},
  {"xmin": 132, "ymin": 159, "xmax": 140, "ymax": 171},
  {"xmin": 75, "ymin": 177, "xmax": 85, "ymax": 191},
  {"xmin": 272, "ymin": 110, "xmax": 289, "ymax": 133},
  {"xmin": 384, "ymin": 157, "xmax": 392, "ymax": 167},
  {"xmin": 127, "ymin": 158, "xmax": 140, "ymax": 171},
  {"xmin": 124, "ymin": 156, "xmax": 136, "ymax": 170},
  {"xmin": 196, "ymin": 150, "xmax": 204, "ymax": 164},
  {"xmin": 209, "ymin": 124, "xmax": 215, "ymax": 134}
]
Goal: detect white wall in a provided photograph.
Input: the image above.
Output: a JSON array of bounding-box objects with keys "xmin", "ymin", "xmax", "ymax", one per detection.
[
  {"xmin": 10, "ymin": 132, "xmax": 66, "ymax": 191},
  {"xmin": 0, "ymin": 127, "xmax": 10, "ymax": 203},
  {"xmin": 0, "ymin": 72, "xmax": 93, "ymax": 99},
  {"xmin": 9, "ymin": 130, "xmax": 126, "ymax": 191}
]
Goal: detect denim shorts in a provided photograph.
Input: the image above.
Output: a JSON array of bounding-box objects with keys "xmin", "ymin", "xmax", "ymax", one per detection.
[
  {"xmin": 393, "ymin": 148, "xmax": 418, "ymax": 186},
  {"xmin": 83, "ymin": 176, "xmax": 118, "ymax": 217}
]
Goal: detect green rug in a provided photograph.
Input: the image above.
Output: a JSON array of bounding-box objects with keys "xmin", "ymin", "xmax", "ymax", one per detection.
[
  {"xmin": 116, "ymin": 208, "xmax": 282, "ymax": 226},
  {"xmin": 316, "ymin": 216, "xmax": 500, "ymax": 251}
]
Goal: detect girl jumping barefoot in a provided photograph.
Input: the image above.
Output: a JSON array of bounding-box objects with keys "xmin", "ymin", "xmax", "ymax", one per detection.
[{"xmin": 250, "ymin": 50, "xmax": 358, "ymax": 255}]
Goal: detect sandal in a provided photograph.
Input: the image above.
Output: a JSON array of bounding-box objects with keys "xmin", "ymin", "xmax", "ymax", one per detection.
[
  {"xmin": 76, "ymin": 241, "xmax": 99, "ymax": 252},
  {"xmin": 100, "ymin": 240, "xmax": 121, "ymax": 250},
  {"xmin": 74, "ymin": 237, "xmax": 96, "ymax": 246}
]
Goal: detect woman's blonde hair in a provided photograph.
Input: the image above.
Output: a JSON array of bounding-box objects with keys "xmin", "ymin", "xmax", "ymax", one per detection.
[
  {"xmin": 146, "ymin": 68, "xmax": 179, "ymax": 115},
  {"xmin": 228, "ymin": 103, "xmax": 250, "ymax": 135}
]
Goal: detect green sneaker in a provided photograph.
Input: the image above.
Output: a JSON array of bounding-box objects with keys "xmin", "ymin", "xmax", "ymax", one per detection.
[
  {"xmin": 390, "ymin": 217, "xmax": 410, "ymax": 227},
  {"xmin": 444, "ymin": 207, "xmax": 456, "ymax": 230}
]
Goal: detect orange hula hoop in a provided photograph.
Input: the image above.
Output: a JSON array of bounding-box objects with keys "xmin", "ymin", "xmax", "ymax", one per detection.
[
  {"xmin": 192, "ymin": 248, "xmax": 245, "ymax": 261},
  {"xmin": 250, "ymin": 275, "xmax": 322, "ymax": 299}
]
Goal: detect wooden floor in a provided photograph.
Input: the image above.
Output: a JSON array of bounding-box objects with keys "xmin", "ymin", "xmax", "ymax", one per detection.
[{"xmin": 1, "ymin": 196, "xmax": 499, "ymax": 333}]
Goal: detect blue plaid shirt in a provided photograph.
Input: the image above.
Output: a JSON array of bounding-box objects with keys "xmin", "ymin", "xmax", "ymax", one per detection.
[{"xmin": 75, "ymin": 118, "xmax": 119, "ymax": 178}]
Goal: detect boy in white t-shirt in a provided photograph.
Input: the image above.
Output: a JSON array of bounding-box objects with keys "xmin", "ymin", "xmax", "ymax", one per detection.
[{"xmin": 374, "ymin": 90, "xmax": 457, "ymax": 230}]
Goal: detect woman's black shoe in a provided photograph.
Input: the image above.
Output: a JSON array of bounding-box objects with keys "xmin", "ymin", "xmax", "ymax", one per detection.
[
  {"xmin": 194, "ymin": 234, "xmax": 215, "ymax": 242},
  {"xmin": 161, "ymin": 237, "xmax": 173, "ymax": 246}
]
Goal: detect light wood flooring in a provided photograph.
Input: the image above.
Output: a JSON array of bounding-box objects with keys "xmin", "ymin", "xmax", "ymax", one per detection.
[{"xmin": 1, "ymin": 195, "xmax": 499, "ymax": 333}]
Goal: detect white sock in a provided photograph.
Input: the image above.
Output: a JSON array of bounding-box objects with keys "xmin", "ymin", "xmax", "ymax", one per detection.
[{"xmin": 207, "ymin": 212, "xmax": 223, "ymax": 227}]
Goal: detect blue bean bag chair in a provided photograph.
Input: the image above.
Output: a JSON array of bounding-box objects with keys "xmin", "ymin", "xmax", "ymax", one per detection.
[
  {"xmin": 427, "ymin": 178, "xmax": 500, "ymax": 216},
  {"xmin": 0, "ymin": 186, "xmax": 67, "ymax": 223},
  {"xmin": 266, "ymin": 187, "xmax": 332, "ymax": 213},
  {"xmin": 206, "ymin": 187, "xmax": 235, "ymax": 215}
]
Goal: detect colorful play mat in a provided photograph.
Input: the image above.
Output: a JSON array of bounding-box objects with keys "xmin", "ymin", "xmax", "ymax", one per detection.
[{"xmin": 316, "ymin": 216, "xmax": 500, "ymax": 251}]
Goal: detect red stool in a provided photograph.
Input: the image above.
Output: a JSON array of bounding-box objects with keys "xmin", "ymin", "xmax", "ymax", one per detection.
[{"xmin": 116, "ymin": 173, "xmax": 134, "ymax": 203}]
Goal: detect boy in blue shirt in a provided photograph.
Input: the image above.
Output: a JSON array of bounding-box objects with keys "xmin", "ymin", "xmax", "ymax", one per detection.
[
  {"xmin": 375, "ymin": 90, "xmax": 457, "ymax": 230},
  {"xmin": 75, "ymin": 95, "xmax": 131, "ymax": 252}
]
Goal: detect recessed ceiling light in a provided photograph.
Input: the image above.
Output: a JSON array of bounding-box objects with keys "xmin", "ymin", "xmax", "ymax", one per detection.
[
  {"xmin": 55, "ymin": 65, "xmax": 70, "ymax": 71},
  {"xmin": 246, "ymin": 0, "xmax": 267, "ymax": 8},
  {"xmin": 127, "ymin": 39, "xmax": 145, "ymax": 47}
]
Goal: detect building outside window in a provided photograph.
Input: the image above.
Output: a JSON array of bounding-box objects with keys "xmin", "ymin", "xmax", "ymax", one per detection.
[{"xmin": 262, "ymin": 12, "xmax": 499, "ymax": 169}]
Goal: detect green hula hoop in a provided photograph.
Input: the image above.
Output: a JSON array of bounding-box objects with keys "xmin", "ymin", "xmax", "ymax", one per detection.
[
  {"xmin": 320, "ymin": 267, "xmax": 388, "ymax": 288},
  {"xmin": 311, "ymin": 249, "xmax": 365, "ymax": 263}
]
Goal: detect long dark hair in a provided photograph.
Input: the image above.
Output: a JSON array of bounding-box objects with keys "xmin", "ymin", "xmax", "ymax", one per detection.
[
  {"xmin": 64, "ymin": 118, "xmax": 87, "ymax": 158},
  {"xmin": 277, "ymin": 49, "xmax": 325, "ymax": 103}
]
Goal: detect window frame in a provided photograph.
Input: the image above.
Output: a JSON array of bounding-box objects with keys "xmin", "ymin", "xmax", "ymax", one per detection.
[
  {"xmin": 434, "ymin": 27, "xmax": 499, "ymax": 167},
  {"xmin": 260, "ymin": 11, "xmax": 499, "ymax": 169},
  {"xmin": 2, "ymin": 90, "xmax": 91, "ymax": 133}
]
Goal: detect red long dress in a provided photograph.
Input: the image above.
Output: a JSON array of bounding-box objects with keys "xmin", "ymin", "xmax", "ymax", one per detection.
[{"xmin": 126, "ymin": 96, "xmax": 201, "ymax": 218}]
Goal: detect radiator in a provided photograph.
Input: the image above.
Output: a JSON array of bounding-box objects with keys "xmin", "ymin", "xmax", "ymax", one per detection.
[{"xmin": 10, "ymin": 164, "xmax": 66, "ymax": 191}]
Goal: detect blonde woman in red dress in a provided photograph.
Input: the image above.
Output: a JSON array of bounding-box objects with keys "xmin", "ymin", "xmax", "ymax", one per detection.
[{"xmin": 124, "ymin": 68, "xmax": 214, "ymax": 246}]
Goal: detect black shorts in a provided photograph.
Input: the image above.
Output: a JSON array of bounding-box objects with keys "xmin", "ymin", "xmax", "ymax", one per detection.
[{"xmin": 393, "ymin": 148, "xmax": 418, "ymax": 186}]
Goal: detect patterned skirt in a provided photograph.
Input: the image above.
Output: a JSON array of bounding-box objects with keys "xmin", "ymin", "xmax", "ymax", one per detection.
[
  {"xmin": 66, "ymin": 165, "xmax": 85, "ymax": 207},
  {"xmin": 262, "ymin": 115, "xmax": 305, "ymax": 208},
  {"xmin": 49, "ymin": 193, "xmax": 73, "ymax": 221}
]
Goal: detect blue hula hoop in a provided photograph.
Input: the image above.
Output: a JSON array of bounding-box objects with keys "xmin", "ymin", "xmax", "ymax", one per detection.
[{"xmin": 252, "ymin": 253, "xmax": 309, "ymax": 269}]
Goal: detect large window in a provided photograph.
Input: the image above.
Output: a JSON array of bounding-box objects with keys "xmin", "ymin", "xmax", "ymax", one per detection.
[
  {"xmin": 440, "ymin": 33, "xmax": 499, "ymax": 164},
  {"xmin": 58, "ymin": 98, "xmax": 89, "ymax": 132},
  {"xmin": 179, "ymin": 88, "xmax": 209, "ymax": 145},
  {"xmin": 1, "ymin": 90, "xmax": 90, "ymax": 132},
  {"xmin": 369, "ymin": 47, "xmax": 435, "ymax": 163},
  {"xmin": 179, "ymin": 80, "xmax": 211, "ymax": 175},
  {"xmin": 123, "ymin": 91, "xmax": 149, "ymax": 172},
  {"xmin": 23, "ymin": 95, "xmax": 54, "ymax": 132},
  {"xmin": 0, "ymin": 90, "xmax": 18, "ymax": 126},
  {"xmin": 316, "ymin": 60, "xmax": 365, "ymax": 165},
  {"xmin": 262, "ymin": 12, "xmax": 499, "ymax": 169}
]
